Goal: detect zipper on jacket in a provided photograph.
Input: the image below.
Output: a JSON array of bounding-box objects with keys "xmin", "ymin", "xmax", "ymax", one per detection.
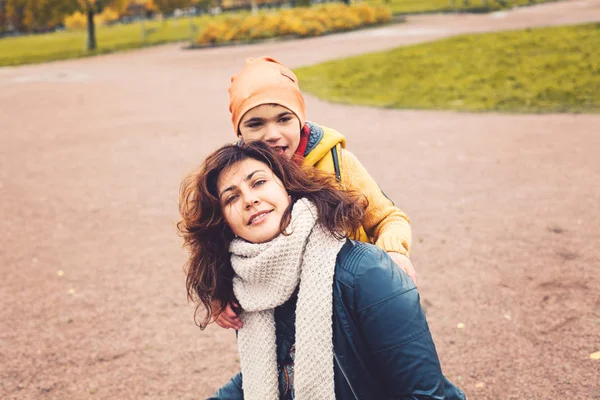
[
  {"xmin": 334, "ymin": 353, "xmax": 358, "ymax": 400},
  {"xmin": 331, "ymin": 147, "xmax": 342, "ymax": 182}
]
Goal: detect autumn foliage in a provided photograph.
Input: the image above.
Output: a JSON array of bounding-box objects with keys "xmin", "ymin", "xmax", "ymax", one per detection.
[
  {"xmin": 196, "ymin": 3, "xmax": 392, "ymax": 45},
  {"xmin": 0, "ymin": 0, "xmax": 186, "ymax": 34}
]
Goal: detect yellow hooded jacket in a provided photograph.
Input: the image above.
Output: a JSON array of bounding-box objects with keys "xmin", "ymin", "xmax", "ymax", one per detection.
[{"xmin": 303, "ymin": 122, "xmax": 412, "ymax": 256}]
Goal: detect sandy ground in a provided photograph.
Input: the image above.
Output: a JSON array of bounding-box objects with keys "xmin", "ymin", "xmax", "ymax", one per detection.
[{"xmin": 1, "ymin": 0, "xmax": 599, "ymax": 398}]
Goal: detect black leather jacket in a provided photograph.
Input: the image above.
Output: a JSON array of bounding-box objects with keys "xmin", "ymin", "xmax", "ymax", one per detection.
[{"xmin": 209, "ymin": 240, "xmax": 465, "ymax": 400}]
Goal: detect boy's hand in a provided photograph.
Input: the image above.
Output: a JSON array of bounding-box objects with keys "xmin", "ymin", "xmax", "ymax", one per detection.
[
  {"xmin": 387, "ymin": 252, "xmax": 417, "ymax": 287},
  {"xmin": 212, "ymin": 301, "xmax": 243, "ymax": 330}
]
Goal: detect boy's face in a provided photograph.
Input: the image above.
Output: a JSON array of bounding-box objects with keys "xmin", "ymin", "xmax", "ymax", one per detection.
[{"xmin": 238, "ymin": 104, "xmax": 301, "ymax": 160}]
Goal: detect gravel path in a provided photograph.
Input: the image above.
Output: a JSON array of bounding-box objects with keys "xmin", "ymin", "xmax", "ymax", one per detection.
[{"xmin": 1, "ymin": 1, "xmax": 599, "ymax": 398}]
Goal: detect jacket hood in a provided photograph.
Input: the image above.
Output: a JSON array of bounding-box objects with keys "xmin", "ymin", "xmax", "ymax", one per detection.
[{"xmin": 303, "ymin": 122, "xmax": 346, "ymax": 167}]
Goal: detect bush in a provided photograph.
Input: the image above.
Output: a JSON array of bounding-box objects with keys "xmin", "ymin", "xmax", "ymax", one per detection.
[
  {"xmin": 196, "ymin": 4, "xmax": 392, "ymax": 46},
  {"xmin": 279, "ymin": 15, "xmax": 304, "ymax": 37},
  {"xmin": 354, "ymin": 3, "xmax": 378, "ymax": 25},
  {"xmin": 197, "ymin": 21, "xmax": 229, "ymax": 44},
  {"xmin": 373, "ymin": 6, "xmax": 392, "ymax": 23},
  {"xmin": 64, "ymin": 11, "xmax": 87, "ymax": 30}
]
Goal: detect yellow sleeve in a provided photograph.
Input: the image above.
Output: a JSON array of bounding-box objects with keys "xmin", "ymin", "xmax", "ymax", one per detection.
[{"xmin": 340, "ymin": 148, "xmax": 412, "ymax": 256}]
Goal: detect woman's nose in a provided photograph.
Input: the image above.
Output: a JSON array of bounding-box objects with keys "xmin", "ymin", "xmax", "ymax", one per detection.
[{"xmin": 244, "ymin": 196, "xmax": 259, "ymax": 209}]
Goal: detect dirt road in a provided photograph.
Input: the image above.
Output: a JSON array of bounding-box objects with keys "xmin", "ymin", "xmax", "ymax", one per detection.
[{"xmin": 1, "ymin": 1, "xmax": 599, "ymax": 398}]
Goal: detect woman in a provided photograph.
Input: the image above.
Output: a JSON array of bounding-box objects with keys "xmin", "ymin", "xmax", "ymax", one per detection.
[{"xmin": 178, "ymin": 141, "xmax": 465, "ymax": 400}]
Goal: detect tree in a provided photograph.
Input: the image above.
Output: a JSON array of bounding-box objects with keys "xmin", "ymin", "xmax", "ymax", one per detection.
[
  {"xmin": 2, "ymin": 0, "xmax": 130, "ymax": 38},
  {"xmin": 0, "ymin": 0, "xmax": 7, "ymax": 34},
  {"xmin": 3, "ymin": 0, "xmax": 77, "ymax": 33},
  {"xmin": 25, "ymin": 0, "xmax": 74, "ymax": 31},
  {"xmin": 153, "ymin": 0, "xmax": 192, "ymax": 15},
  {"xmin": 66, "ymin": 0, "xmax": 127, "ymax": 50},
  {"xmin": 81, "ymin": 0, "xmax": 102, "ymax": 50},
  {"xmin": 5, "ymin": 0, "xmax": 27, "ymax": 32}
]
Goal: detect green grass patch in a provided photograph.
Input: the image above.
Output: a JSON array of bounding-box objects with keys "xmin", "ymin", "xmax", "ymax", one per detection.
[
  {"xmin": 294, "ymin": 23, "xmax": 600, "ymax": 113},
  {"xmin": 364, "ymin": 0, "xmax": 558, "ymax": 15},
  {"xmin": 0, "ymin": 15, "xmax": 229, "ymax": 67}
]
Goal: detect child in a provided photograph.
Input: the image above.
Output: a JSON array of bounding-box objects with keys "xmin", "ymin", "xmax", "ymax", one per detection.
[{"xmin": 216, "ymin": 56, "xmax": 415, "ymax": 330}]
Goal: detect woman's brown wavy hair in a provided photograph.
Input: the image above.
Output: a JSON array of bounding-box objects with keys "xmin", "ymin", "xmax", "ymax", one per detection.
[{"xmin": 178, "ymin": 141, "xmax": 366, "ymax": 329}]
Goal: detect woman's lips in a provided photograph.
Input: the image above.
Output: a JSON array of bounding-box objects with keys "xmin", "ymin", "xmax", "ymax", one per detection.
[{"xmin": 247, "ymin": 210, "xmax": 273, "ymax": 225}]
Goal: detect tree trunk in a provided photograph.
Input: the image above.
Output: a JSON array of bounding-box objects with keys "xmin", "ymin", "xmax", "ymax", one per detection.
[
  {"xmin": 87, "ymin": 9, "xmax": 96, "ymax": 51},
  {"xmin": 139, "ymin": 7, "xmax": 146, "ymax": 43}
]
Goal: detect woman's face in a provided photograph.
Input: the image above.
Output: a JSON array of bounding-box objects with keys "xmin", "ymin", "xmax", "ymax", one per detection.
[{"xmin": 217, "ymin": 158, "xmax": 290, "ymax": 244}]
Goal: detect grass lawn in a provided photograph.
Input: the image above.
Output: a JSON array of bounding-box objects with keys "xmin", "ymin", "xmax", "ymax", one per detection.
[
  {"xmin": 364, "ymin": 0, "xmax": 559, "ymax": 15},
  {"xmin": 0, "ymin": 0, "xmax": 564, "ymax": 67},
  {"xmin": 294, "ymin": 23, "xmax": 600, "ymax": 113},
  {"xmin": 0, "ymin": 15, "xmax": 228, "ymax": 67}
]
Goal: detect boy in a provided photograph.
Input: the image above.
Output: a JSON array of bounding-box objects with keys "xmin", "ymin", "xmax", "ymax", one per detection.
[{"xmin": 216, "ymin": 56, "xmax": 415, "ymax": 329}]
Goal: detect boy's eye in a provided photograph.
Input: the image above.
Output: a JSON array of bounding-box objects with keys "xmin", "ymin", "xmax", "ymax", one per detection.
[
  {"xmin": 246, "ymin": 121, "xmax": 263, "ymax": 129},
  {"xmin": 279, "ymin": 116, "xmax": 292, "ymax": 123}
]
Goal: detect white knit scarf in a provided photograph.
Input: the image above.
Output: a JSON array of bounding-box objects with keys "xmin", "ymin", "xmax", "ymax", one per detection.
[{"xmin": 229, "ymin": 198, "xmax": 345, "ymax": 400}]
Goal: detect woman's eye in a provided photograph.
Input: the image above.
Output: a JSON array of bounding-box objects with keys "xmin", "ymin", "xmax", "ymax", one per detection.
[
  {"xmin": 224, "ymin": 194, "xmax": 238, "ymax": 205},
  {"xmin": 279, "ymin": 116, "xmax": 291, "ymax": 123},
  {"xmin": 253, "ymin": 179, "xmax": 266, "ymax": 187}
]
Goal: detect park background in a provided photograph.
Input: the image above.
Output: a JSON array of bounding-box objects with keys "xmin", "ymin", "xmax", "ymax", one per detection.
[{"xmin": 1, "ymin": 0, "xmax": 599, "ymax": 398}]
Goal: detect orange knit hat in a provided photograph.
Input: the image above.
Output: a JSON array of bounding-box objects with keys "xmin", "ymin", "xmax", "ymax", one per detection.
[{"xmin": 229, "ymin": 57, "xmax": 306, "ymax": 136}]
